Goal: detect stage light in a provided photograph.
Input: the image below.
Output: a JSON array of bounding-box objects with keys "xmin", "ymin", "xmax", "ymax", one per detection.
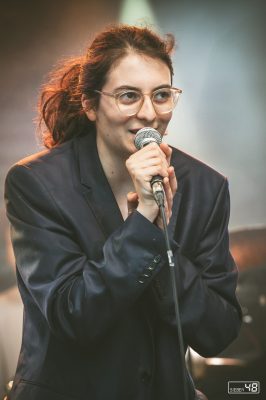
[{"xmin": 119, "ymin": 0, "xmax": 158, "ymax": 26}]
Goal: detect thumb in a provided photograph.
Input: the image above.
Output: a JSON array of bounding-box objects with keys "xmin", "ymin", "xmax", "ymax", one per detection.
[{"xmin": 127, "ymin": 191, "xmax": 139, "ymax": 215}]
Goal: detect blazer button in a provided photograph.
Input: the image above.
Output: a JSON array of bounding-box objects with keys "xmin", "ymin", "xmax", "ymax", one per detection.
[
  {"xmin": 153, "ymin": 255, "xmax": 161, "ymax": 263},
  {"xmin": 142, "ymin": 273, "xmax": 150, "ymax": 278},
  {"xmin": 137, "ymin": 272, "xmax": 150, "ymax": 284}
]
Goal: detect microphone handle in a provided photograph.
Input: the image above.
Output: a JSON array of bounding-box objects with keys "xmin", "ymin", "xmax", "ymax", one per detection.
[
  {"xmin": 151, "ymin": 175, "xmax": 164, "ymax": 207},
  {"xmin": 151, "ymin": 174, "xmax": 163, "ymax": 188}
]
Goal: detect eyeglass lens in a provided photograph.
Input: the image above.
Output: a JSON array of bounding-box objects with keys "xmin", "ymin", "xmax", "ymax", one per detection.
[{"xmin": 117, "ymin": 88, "xmax": 180, "ymax": 116}]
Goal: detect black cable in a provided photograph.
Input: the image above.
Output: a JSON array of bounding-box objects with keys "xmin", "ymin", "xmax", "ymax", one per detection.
[{"xmin": 158, "ymin": 199, "xmax": 189, "ymax": 400}]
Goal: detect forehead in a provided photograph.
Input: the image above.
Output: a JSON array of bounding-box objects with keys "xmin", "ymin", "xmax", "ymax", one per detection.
[{"xmin": 104, "ymin": 52, "xmax": 172, "ymax": 90}]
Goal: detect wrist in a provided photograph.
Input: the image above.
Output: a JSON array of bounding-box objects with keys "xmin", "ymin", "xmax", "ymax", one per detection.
[{"xmin": 137, "ymin": 202, "xmax": 158, "ymax": 223}]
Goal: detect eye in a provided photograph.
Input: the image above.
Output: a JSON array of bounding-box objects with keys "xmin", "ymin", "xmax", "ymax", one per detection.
[
  {"xmin": 153, "ymin": 89, "xmax": 172, "ymax": 103},
  {"xmin": 118, "ymin": 91, "xmax": 141, "ymax": 105}
]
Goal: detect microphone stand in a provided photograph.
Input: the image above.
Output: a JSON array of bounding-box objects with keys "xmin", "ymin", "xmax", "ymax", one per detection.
[{"xmin": 154, "ymin": 188, "xmax": 189, "ymax": 400}]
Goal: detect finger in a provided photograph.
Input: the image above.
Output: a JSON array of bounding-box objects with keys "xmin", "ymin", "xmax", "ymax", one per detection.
[
  {"xmin": 130, "ymin": 164, "xmax": 169, "ymax": 184},
  {"xmin": 131, "ymin": 157, "xmax": 168, "ymax": 171},
  {"xmin": 168, "ymin": 166, "xmax": 178, "ymax": 194},
  {"xmin": 127, "ymin": 153, "xmax": 169, "ymax": 178},
  {"xmin": 162, "ymin": 177, "xmax": 173, "ymax": 221},
  {"xmin": 137, "ymin": 143, "xmax": 169, "ymax": 170},
  {"xmin": 133, "ymin": 141, "xmax": 169, "ymax": 164},
  {"xmin": 127, "ymin": 191, "xmax": 139, "ymax": 215},
  {"xmin": 160, "ymin": 143, "xmax": 172, "ymax": 165}
]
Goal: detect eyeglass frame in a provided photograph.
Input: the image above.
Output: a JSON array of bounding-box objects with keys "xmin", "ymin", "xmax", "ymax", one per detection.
[{"xmin": 92, "ymin": 86, "xmax": 183, "ymax": 116}]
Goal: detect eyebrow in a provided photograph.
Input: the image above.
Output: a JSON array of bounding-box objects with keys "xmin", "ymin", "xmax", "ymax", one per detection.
[{"xmin": 113, "ymin": 84, "xmax": 172, "ymax": 92}]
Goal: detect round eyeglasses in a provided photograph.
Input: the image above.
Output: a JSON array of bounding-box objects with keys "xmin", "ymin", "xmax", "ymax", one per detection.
[{"xmin": 93, "ymin": 87, "xmax": 182, "ymax": 116}]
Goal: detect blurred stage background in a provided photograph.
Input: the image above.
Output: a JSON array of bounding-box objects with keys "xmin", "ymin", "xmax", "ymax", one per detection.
[{"xmin": 0, "ymin": 0, "xmax": 265, "ymax": 399}]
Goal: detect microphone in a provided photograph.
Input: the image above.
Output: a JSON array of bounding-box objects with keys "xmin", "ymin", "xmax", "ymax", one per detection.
[
  {"xmin": 135, "ymin": 129, "xmax": 188, "ymax": 400},
  {"xmin": 134, "ymin": 127, "xmax": 165, "ymax": 206}
]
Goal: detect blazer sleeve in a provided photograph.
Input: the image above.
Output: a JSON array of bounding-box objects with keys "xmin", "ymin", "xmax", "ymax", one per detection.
[
  {"xmin": 150, "ymin": 178, "xmax": 242, "ymax": 357},
  {"xmin": 5, "ymin": 164, "xmax": 173, "ymax": 346}
]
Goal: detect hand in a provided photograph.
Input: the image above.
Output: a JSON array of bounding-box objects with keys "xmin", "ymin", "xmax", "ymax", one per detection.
[
  {"xmin": 126, "ymin": 142, "xmax": 170, "ymax": 222},
  {"xmin": 155, "ymin": 165, "xmax": 178, "ymax": 230},
  {"xmin": 126, "ymin": 166, "xmax": 177, "ymax": 229},
  {"xmin": 127, "ymin": 191, "xmax": 139, "ymax": 216},
  {"xmin": 126, "ymin": 143, "xmax": 177, "ymax": 226}
]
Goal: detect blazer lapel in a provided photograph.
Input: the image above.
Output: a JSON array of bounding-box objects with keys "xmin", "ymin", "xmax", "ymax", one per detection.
[
  {"xmin": 75, "ymin": 132, "xmax": 124, "ymax": 239},
  {"xmin": 167, "ymin": 146, "xmax": 190, "ymax": 240},
  {"xmin": 74, "ymin": 134, "xmax": 185, "ymax": 241},
  {"xmin": 168, "ymin": 191, "xmax": 182, "ymax": 240}
]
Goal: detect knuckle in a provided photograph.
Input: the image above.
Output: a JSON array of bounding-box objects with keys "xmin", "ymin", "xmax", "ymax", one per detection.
[{"xmin": 148, "ymin": 142, "xmax": 157, "ymax": 151}]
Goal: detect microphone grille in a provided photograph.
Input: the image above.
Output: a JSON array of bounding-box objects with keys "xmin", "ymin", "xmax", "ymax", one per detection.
[{"xmin": 134, "ymin": 127, "xmax": 162, "ymax": 150}]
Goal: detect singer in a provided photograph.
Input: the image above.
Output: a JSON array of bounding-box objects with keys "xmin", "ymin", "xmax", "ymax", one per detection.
[{"xmin": 4, "ymin": 24, "xmax": 241, "ymax": 400}]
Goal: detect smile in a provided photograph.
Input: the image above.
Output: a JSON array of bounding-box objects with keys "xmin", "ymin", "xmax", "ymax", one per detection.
[{"xmin": 128, "ymin": 129, "xmax": 141, "ymax": 134}]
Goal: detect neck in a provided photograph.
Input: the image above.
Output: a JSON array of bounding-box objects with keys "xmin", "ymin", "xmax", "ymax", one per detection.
[
  {"xmin": 96, "ymin": 137, "xmax": 136, "ymax": 220},
  {"xmin": 96, "ymin": 138, "xmax": 133, "ymax": 191}
]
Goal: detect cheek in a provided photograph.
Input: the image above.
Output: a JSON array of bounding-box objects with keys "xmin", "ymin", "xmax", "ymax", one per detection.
[
  {"xmin": 160, "ymin": 113, "xmax": 172, "ymax": 126},
  {"xmin": 164, "ymin": 111, "xmax": 173, "ymax": 122},
  {"xmin": 95, "ymin": 112, "xmax": 130, "ymax": 136},
  {"xmin": 98, "ymin": 107, "xmax": 129, "ymax": 125}
]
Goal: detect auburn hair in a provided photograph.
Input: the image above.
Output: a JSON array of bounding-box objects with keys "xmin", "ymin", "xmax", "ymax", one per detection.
[{"xmin": 37, "ymin": 24, "xmax": 175, "ymax": 148}]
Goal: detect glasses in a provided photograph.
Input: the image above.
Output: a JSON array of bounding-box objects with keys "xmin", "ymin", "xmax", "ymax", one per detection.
[{"xmin": 93, "ymin": 87, "xmax": 182, "ymax": 116}]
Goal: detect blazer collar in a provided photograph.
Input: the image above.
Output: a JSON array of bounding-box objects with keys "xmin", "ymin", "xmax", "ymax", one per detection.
[{"xmin": 75, "ymin": 132, "xmax": 124, "ymax": 238}]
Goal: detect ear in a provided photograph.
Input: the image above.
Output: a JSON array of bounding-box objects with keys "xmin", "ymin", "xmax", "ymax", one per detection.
[{"xmin": 81, "ymin": 94, "xmax": 97, "ymax": 121}]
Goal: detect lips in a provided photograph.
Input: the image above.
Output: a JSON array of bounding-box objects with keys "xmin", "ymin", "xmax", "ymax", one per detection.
[{"xmin": 129, "ymin": 128, "xmax": 142, "ymax": 134}]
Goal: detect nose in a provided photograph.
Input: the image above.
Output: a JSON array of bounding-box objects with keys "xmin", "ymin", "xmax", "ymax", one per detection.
[{"xmin": 136, "ymin": 94, "xmax": 156, "ymax": 122}]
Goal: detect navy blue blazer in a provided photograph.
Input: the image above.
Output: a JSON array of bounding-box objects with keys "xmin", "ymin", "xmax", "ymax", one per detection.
[{"xmin": 5, "ymin": 131, "xmax": 242, "ymax": 400}]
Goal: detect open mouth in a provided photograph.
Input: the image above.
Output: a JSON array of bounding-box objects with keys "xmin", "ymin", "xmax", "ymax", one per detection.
[{"xmin": 128, "ymin": 129, "xmax": 141, "ymax": 135}]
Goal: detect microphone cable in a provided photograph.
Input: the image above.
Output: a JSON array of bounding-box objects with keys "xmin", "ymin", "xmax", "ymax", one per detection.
[
  {"xmin": 135, "ymin": 127, "xmax": 189, "ymax": 400},
  {"xmin": 157, "ymin": 191, "xmax": 189, "ymax": 400}
]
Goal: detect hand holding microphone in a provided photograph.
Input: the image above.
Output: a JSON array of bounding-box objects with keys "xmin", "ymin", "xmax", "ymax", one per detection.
[
  {"xmin": 126, "ymin": 127, "xmax": 177, "ymax": 227},
  {"xmin": 134, "ymin": 128, "xmax": 165, "ymax": 206}
]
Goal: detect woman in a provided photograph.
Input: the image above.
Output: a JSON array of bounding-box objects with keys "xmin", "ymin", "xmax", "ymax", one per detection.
[{"xmin": 5, "ymin": 24, "xmax": 241, "ymax": 400}]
